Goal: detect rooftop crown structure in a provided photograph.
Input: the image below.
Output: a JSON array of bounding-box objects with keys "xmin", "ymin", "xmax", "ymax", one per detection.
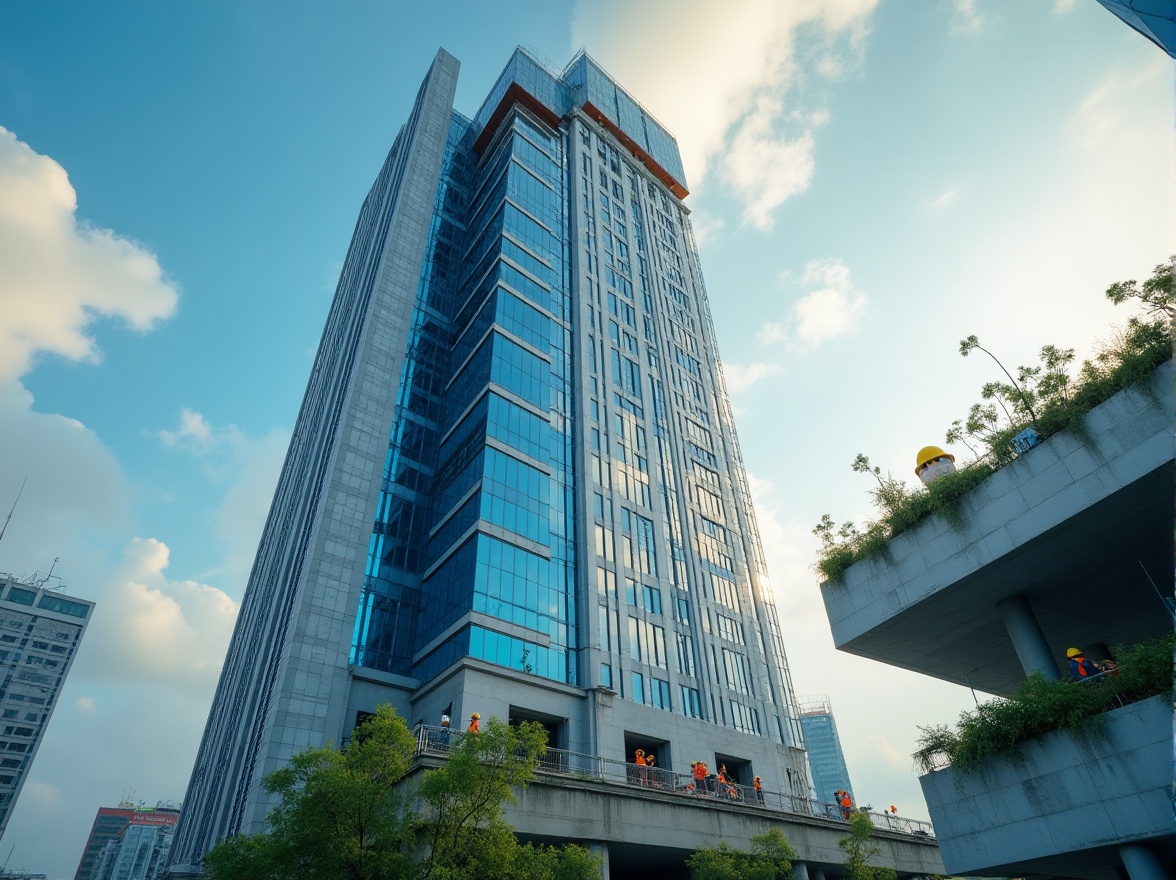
[{"xmin": 169, "ymin": 47, "xmax": 822, "ymax": 875}]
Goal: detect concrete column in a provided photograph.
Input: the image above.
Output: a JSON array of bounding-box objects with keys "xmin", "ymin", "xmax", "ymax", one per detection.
[
  {"xmin": 790, "ymin": 863, "xmax": 810, "ymax": 880},
  {"xmin": 809, "ymin": 868, "xmax": 827, "ymax": 880},
  {"xmin": 588, "ymin": 841, "xmax": 610, "ymax": 880},
  {"xmin": 997, "ymin": 595, "xmax": 1061, "ymax": 680},
  {"xmin": 1119, "ymin": 842, "xmax": 1168, "ymax": 880}
]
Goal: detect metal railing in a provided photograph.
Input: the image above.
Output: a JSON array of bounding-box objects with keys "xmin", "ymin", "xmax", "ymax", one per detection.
[{"xmin": 411, "ymin": 725, "xmax": 934, "ymax": 838}]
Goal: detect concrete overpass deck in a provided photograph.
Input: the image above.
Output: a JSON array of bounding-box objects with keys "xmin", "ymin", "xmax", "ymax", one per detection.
[{"xmin": 411, "ymin": 729, "xmax": 943, "ymax": 879}]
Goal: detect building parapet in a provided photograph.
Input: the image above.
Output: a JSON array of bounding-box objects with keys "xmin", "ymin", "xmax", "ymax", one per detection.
[{"xmin": 918, "ymin": 696, "xmax": 1172, "ymax": 877}]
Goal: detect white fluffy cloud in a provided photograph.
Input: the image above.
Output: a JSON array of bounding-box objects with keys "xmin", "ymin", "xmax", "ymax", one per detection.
[
  {"xmin": 571, "ymin": 0, "xmax": 879, "ymax": 227},
  {"xmin": 156, "ymin": 407, "xmax": 289, "ymax": 591},
  {"xmin": 0, "ymin": 129, "xmax": 246, "ymax": 865},
  {"xmin": 0, "ymin": 127, "xmax": 178, "ymax": 384},
  {"xmin": 758, "ymin": 257, "xmax": 867, "ymax": 350},
  {"xmin": 723, "ymin": 361, "xmax": 783, "ymax": 394},
  {"xmin": 949, "ymin": 0, "xmax": 984, "ymax": 34},
  {"xmin": 78, "ymin": 538, "xmax": 238, "ymax": 690}
]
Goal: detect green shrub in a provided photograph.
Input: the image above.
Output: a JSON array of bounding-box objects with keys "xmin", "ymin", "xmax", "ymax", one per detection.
[
  {"xmin": 814, "ymin": 268, "xmax": 1172, "ymax": 587},
  {"xmin": 913, "ymin": 633, "xmax": 1174, "ymax": 775}
]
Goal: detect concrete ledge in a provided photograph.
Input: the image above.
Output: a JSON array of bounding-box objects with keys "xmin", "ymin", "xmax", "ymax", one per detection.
[
  {"xmin": 918, "ymin": 697, "xmax": 1173, "ymax": 878},
  {"xmin": 821, "ymin": 361, "xmax": 1174, "ymax": 695}
]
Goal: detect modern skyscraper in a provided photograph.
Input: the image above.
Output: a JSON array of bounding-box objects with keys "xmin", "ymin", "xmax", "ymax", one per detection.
[
  {"xmin": 0, "ymin": 574, "xmax": 94, "ymax": 841},
  {"xmin": 797, "ymin": 695, "xmax": 855, "ymax": 805},
  {"xmin": 170, "ymin": 47, "xmax": 810, "ymax": 872}
]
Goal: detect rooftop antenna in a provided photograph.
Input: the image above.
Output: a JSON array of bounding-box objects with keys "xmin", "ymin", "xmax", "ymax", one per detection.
[
  {"xmin": 36, "ymin": 557, "xmax": 60, "ymax": 588},
  {"xmin": 0, "ymin": 477, "xmax": 27, "ymax": 546}
]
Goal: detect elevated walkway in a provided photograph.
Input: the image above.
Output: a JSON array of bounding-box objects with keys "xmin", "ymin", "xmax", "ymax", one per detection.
[{"xmin": 411, "ymin": 726, "xmax": 942, "ymax": 879}]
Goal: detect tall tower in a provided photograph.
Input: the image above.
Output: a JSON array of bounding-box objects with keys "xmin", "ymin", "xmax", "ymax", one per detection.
[
  {"xmin": 0, "ymin": 574, "xmax": 94, "ymax": 841},
  {"xmin": 797, "ymin": 695, "xmax": 855, "ymax": 804},
  {"xmin": 169, "ymin": 48, "xmax": 809, "ymax": 872}
]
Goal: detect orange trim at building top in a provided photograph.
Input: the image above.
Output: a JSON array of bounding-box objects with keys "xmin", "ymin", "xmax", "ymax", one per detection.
[
  {"xmin": 472, "ymin": 83, "xmax": 562, "ymax": 156},
  {"xmin": 471, "ymin": 85, "xmax": 690, "ymax": 201},
  {"xmin": 582, "ymin": 101, "xmax": 689, "ymax": 200}
]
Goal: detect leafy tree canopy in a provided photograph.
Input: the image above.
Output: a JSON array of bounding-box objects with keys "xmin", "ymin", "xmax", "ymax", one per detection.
[
  {"xmin": 838, "ymin": 814, "xmax": 897, "ymax": 880},
  {"xmin": 205, "ymin": 706, "xmax": 598, "ymax": 880},
  {"xmin": 686, "ymin": 828, "xmax": 796, "ymax": 880}
]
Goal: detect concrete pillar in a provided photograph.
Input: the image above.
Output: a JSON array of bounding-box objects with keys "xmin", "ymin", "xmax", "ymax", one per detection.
[
  {"xmin": 997, "ymin": 595, "xmax": 1061, "ymax": 680},
  {"xmin": 790, "ymin": 863, "xmax": 810, "ymax": 880},
  {"xmin": 809, "ymin": 869, "xmax": 827, "ymax": 880},
  {"xmin": 588, "ymin": 841, "xmax": 610, "ymax": 880},
  {"xmin": 1119, "ymin": 842, "xmax": 1168, "ymax": 880}
]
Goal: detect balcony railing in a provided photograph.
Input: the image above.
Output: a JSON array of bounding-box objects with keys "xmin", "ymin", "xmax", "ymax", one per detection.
[{"xmin": 410, "ymin": 725, "xmax": 934, "ymax": 838}]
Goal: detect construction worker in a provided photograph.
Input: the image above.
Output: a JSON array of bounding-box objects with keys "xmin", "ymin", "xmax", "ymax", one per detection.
[
  {"xmin": 753, "ymin": 775, "xmax": 765, "ymax": 806},
  {"xmin": 633, "ymin": 748, "xmax": 647, "ymax": 785},
  {"xmin": 1066, "ymin": 647, "xmax": 1103, "ymax": 681},
  {"xmin": 467, "ymin": 712, "xmax": 481, "ymax": 734},
  {"xmin": 839, "ymin": 791, "xmax": 853, "ymax": 820},
  {"xmin": 915, "ymin": 445, "xmax": 956, "ymax": 487}
]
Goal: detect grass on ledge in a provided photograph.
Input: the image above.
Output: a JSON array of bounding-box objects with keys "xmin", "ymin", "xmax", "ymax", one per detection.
[
  {"xmin": 912, "ymin": 633, "xmax": 1174, "ymax": 776},
  {"xmin": 815, "ymin": 319, "xmax": 1171, "ymax": 587}
]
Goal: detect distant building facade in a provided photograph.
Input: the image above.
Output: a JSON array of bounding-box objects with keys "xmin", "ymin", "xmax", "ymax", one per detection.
[
  {"xmin": 798, "ymin": 695, "xmax": 855, "ymax": 803},
  {"xmin": 85, "ymin": 806, "xmax": 179, "ymax": 880},
  {"xmin": 75, "ymin": 807, "xmax": 138, "ymax": 880},
  {"xmin": 0, "ymin": 575, "xmax": 94, "ymax": 840}
]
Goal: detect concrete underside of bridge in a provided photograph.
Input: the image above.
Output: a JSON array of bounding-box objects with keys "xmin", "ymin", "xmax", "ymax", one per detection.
[{"xmin": 498, "ymin": 772, "xmax": 944, "ymax": 879}]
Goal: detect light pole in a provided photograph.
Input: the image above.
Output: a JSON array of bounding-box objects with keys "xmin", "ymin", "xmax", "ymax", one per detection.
[{"xmin": 964, "ymin": 668, "xmax": 981, "ymax": 706}]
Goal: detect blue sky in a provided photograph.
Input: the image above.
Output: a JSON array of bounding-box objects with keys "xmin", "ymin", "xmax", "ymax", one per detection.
[{"xmin": 1, "ymin": 2, "xmax": 1171, "ymax": 875}]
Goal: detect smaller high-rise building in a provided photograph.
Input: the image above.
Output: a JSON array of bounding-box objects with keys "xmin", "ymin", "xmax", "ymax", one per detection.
[
  {"xmin": 798, "ymin": 695, "xmax": 855, "ymax": 804},
  {"xmin": 0, "ymin": 574, "xmax": 94, "ymax": 840},
  {"xmin": 76, "ymin": 807, "xmax": 138, "ymax": 880},
  {"xmin": 87, "ymin": 807, "xmax": 179, "ymax": 880}
]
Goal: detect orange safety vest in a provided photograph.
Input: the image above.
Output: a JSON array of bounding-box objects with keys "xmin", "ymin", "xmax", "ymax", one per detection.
[
  {"xmin": 635, "ymin": 754, "xmax": 646, "ymax": 766},
  {"xmin": 468, "ymin": 718, "xmax": 480, "ymax": 734},
  {"xmin": 754, "ymin": 779, "xmax": 762, "ymax": 792}
]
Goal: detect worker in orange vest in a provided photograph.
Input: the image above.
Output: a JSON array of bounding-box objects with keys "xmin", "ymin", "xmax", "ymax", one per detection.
[
  {"xmin": 634, "ymin": 748, "xmax": 647, "ymax": 785},
  {"xmin": 840, "ymin": 791, "xmax": 853, "ymax": 819},
  {"xmin": 467, "ymin": 712, "xmax": 480, "ymax": 734},
  {"xmin": 753, "ymin": 776, "xmax": 765, "ymax": 806}
]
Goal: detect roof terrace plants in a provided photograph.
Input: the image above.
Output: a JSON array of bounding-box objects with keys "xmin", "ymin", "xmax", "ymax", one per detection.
[
  {"xmin": 813, "ymin": 258, "xmax": 1173, "ymax": 586},
  {"xmin": 911, "ymin": 632, "xmax": 1174, "ymax": 776}
]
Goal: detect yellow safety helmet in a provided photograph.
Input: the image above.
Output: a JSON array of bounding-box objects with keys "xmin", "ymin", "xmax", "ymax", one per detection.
[
  {"xmin": 470, "ymin": 712, "xmax": 481, "ymax": 719},
  {"xmin": 1066, "ymin": 647, "xmax": 1082, "ymax": 659},
  {"xmin": 915, "ymin": 446, "xmax": 954, "ymax": 475}
]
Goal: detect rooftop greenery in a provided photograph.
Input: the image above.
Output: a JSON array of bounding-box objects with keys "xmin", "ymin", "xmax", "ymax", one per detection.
[
  {"xmin": 814, "ymin": 258, "xmax": 1173, "ymax": 586},
  {"xmin": 912, "ymin": 633, "xmax": 1174, "ymax": 776}
]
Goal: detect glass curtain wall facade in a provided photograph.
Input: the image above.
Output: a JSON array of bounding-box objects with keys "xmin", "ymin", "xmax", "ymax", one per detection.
[
  {"xmin": 798, "ymin": 696, "xmax": 855, "ymax": 803},
  {"xmin": 170, "ymin": 48, "xmax": 810, "ymax": 873}
]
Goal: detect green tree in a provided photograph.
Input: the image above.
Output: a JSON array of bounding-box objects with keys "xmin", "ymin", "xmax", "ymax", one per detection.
[
  {"xmin": 415, "ymin": 717, "xmax": 577, "ymax": 880},
  {"xmin": 205, "ymin": 703, "xmax": 418, "ymax": 880},
  {"xmin": 851, "ymin": 453, "xmax": 915, "ymax": 518},
  {"xmin": 838, "ymin": 814, "xmax": 897, "ymax": 880},
  {"xmin": 205, "ymin": 708, "xmax": 599, "ymax": 880},
  {"xmin": 686, "ymin": 828, "xmax": 796, "ymax": 880},
  {"xmin": 1105, "ymin": 257, "xmax": 1175, "ymax": 322}
]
